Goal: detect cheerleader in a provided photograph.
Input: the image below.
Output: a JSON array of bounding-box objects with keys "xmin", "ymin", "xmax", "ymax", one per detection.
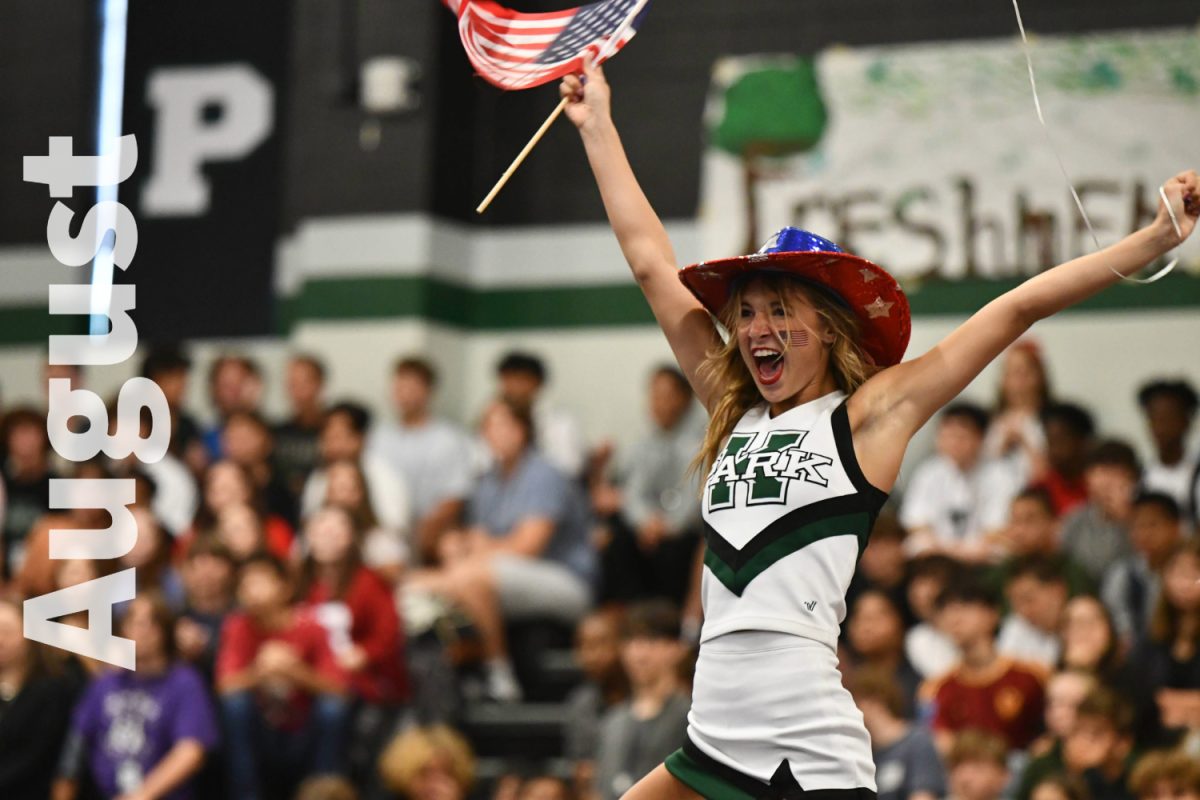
[{"xmin": 560, "ymin": 62, "xmax": 1197, "ymax": 800}]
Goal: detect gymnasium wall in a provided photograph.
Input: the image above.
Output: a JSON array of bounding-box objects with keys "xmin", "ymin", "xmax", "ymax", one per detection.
[
  {"xmin": 1, "ymin": 215, "xmax": 1197, "ymax": 486},
  {"xmin": 0, "ymin": 0, "xmax": 1197, "ymax": 481}
]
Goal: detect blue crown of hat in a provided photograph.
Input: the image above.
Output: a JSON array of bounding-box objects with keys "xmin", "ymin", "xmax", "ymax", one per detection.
[
  {"xmin": 735, "ymin": 227, "xmax": 853, "ymax": 310},
  {"xmin": 757, "ymin": 227, "xmax": 844, "ymax": 256}
]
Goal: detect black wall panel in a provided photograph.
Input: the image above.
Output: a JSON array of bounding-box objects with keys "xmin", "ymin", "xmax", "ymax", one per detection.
[
  {"xmin": 116, "ymin": 0, "xmax": 292, "ymax": 338},
  {"xmin": 0, "ymin": 2, "xmax": 95, "ymax": 245},
  {"xmin": 280, "ymin": 0, "xmax": 438, "ymax": 223}
]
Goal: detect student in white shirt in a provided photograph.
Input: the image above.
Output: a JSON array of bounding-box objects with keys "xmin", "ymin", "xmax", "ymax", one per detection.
[
  {"xmin": 901, "ymin": 403, "xmax": 1019, "ymax": 563},
  {"xmin": 984, "ymin": 340, "xmax": 1051, "ymax": 491},
  {"xmin": 903, "ymin": 555, "xmax": 961, "ymax": 680},
  {"xmin": 302, "ymin": 402, "xmax": 410, "ymax": 538},
  {"xmin": 997, "ymin": 555, "xmax": 1069, "ymax": 668},
  {"xmin": 1135, "ymin": 379, "xmax": 1198, "ymax": 518}
]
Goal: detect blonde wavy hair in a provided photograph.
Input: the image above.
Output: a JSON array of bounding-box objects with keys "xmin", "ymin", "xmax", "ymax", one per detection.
[
  {"xmin": 378, "ymin": 725, "xmax": 475, "ymax": 796},
  {"xmin": 693, "ymin": 273, "xmax": 876, "ymax": 476}
]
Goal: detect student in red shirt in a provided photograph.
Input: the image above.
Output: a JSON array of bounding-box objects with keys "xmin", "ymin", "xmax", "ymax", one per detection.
[
  {"xmin": 177, "ymin": 460, "xmax": 294, "ymax": 563},
  {"xmin": 216, "ymin": 552, "xmax": 349, "ymax": 800},
  {"xmin": 296, "ymin": 506, "xmax": 408, "ymax": 787},
  {"xmin": 1030, "ymin": 404, "xmax": 1095, "ymax": 517},
  {"xmin": 922, "ymin": 578, "xmax": 1047, "ymax": 754}
]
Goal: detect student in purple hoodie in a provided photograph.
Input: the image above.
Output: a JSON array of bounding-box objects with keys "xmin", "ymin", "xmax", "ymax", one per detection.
[{"xmin": 55, "ymin": 593, "xmax": 219, "ymax": 800}]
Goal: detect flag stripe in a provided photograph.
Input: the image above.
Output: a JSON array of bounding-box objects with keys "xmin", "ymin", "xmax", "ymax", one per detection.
[
  {"xmin": 465, "ymin": 33, "xmax": 634, "ymax": 77},
  {"xmin": 446, "ymin": 0, "xmax": 650, "ymax": 90},
  {"xmin": 468, "ymin": 0, "xmax": 579, "ymax": 25},
  {"xmin": 464, "ymin": 32, "xmax": 562, "ymax": 78},
  {"xmin": 468, "ymin": 14, "xmax": 562, "ymax": 44},
  {"xmin": 475, "ymin": 39, "xmax": 549, "ymax": 62}
]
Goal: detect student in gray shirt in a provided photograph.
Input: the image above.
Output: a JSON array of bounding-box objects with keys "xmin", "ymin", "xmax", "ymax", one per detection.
[
  {"xmin": 847, "ymin": 667, "xmax": 946, "ymax": 800},
  {"xmin": 1060, "ymin": 441, "xmax": 1140, "ymax": 583},
  {"xmin": 564, "ymin": 610, "xmax": 630, "ymax": 768},
  {"xmin": 598, "ymin": 366, "xmax": 704, "ymax": 604},
  {"xmin": 408, "ymin": 398, "xmax": 595, "ymax": 702},
  {"xmin": 367, "ymin": 356, "xmax": 474, "ymax": 562},
  {"xmin": 593, "ymin": 602, "xmax": 691, "ymax": 800},
  {"xmin": 1100, "ymin": 492, "xmax": 1182, "ymax": 646}
]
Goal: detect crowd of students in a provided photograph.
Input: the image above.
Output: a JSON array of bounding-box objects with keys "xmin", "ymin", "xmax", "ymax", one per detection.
[{"xmin": 0, "ymin": 340, "xmax": 1196, "ymax": 800}]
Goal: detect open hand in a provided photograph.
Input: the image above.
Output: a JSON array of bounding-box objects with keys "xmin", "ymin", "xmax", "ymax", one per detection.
[
  {"xmin": 560, "ymin": 61, "xmax": 611, "ymax": 131},
  {"xmin": 1156, "ymin": 687, "xmax": 1200, "ymax": 729},
  {"xmin": 175, "ymin": 618, "xmax": 210, "ymax": 661},
  {"xmin": 337, "ymin": 644, "xmax": 368, "ymax": 673},
  {"xmin": 436, "ymin": 528, "xmax": 471, "ymax": 564},
  {"xmin": 1157, "ymin": 169, "xmax": 1198, "ymax": 244},
  {"xmin": 256, "ymin": 641, "xmax": 300, "ymax": 677},
  {"xmin": 638, "ymin": 515, "xmax": 669, "ymax": 552}
]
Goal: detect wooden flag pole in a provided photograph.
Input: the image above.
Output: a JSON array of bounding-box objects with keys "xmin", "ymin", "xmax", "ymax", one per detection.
[
  {"xmin": 473, "ymin": 0, "xmax": 649, "ymax": 214},
  {"xmin": 476, "ymin": 97, "xmax": 570, "ymax": 215}
]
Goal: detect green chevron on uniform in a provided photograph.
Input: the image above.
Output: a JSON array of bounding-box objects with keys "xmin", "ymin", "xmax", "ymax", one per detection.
[{"xmin": 704, "ymin": 510, "xmax": 873, "ymax": 596}]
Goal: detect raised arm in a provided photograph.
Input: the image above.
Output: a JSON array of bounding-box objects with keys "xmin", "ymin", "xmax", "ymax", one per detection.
[
  {"xmin": 851, "ymin": 170, "xmax": 1198, "ymax": 489},
  {"xmin": 562, "ymin": 64, "xmax": 721, "ymax": 409}
]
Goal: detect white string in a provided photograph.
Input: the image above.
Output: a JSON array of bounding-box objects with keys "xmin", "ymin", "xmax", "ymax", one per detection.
[{"xmin": 1011, "ymin": 0, "xmax": 1182, "ymax": 284}]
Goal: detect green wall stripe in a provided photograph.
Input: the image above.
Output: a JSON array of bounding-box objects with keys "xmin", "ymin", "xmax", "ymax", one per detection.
[
  {"xmin": 906, "ymin": 271, "xmax": 1200, "ymax": 313},
  {"xmin": 274, "ymin": 275, "xmax": 657, "ymax": 333},
  {"xmin": 276, "ymin": 271, "xmax": 1200, "ymax": 333},
  {"xmin": 0, "ymin": 307, "xmax": 87, "ymax": 347},
  {"xmin": 1, "ymin": 271, "xmax": 1196, "ymax": 346}
]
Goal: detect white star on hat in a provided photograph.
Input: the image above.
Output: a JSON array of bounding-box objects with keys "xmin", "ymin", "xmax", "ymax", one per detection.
[
  {"xmin": 859, "ymin": 268, "xmax": 879, "ymax": 283},
  {"xmin": 864, "ymin": 297, "xmax": 894, "ymax": 318}
]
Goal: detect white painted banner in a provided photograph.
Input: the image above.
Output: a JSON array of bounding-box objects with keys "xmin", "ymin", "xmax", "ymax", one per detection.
[{"xmin": 700, "ymin": 30, "xmax": 1200, "ymax": 284}]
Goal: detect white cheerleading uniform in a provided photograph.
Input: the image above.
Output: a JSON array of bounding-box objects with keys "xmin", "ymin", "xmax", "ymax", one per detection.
[{"xmin": 666, "ymin": 390, "xmax": 886, "ymax": 800}]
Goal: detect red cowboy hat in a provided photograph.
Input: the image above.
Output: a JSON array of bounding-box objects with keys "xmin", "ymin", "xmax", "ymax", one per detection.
[{"xmin": 678, "ymin": 227, "xmax": 911, "ymax": 367}]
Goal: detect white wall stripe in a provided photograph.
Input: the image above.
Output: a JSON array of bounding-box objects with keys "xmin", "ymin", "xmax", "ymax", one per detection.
[
  {"xmin": 272, "ymin": 214, "xmax": 701, "ymax": 292},
  {"xmin": 0, "ymin": 247, "xmax": 88, "ymax": 304},
  {"xmin": 1, "ymin": 216, "xmax": 698, "ymax": 309}
]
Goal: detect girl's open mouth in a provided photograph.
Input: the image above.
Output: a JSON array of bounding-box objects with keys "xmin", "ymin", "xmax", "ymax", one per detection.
[{"xmin": 752, "ymin": 348, "xmax": 784, "ymax": 386}]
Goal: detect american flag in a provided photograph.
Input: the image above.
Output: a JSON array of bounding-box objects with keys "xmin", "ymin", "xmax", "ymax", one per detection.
[{"xmin": 442, "ymin": 0, "xmax": 652, "ymax": 90}]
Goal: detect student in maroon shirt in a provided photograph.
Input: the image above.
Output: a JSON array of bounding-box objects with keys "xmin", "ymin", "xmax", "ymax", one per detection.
[
  {"xmin": 922, "ymin": 578, "xmax": 1047, "ymax": 755},
  {"xmin": 216, "ymin": 552, "xmax": 349, "ymax": 800},
  {"xmin": 296, "ymin": 506, "xmax": 408, "ymax": 786}
]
